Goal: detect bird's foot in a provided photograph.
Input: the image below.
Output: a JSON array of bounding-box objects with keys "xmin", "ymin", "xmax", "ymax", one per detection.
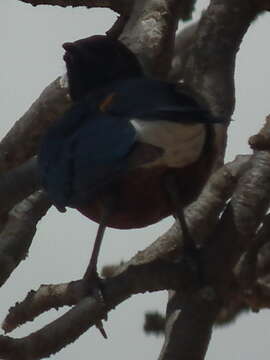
[
  {"xmin": 83, "ymin": 269, "xmax": 108, "ymax": 339},
  {"xmin": 181, "ymin": 239, "xmax": 205, "ymax": 284}
]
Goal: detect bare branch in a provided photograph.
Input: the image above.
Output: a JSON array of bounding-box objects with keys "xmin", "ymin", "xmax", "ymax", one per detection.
[
  {"xmin": 18, "ymin": 0, "xmax": 133, "ymax": 15},
  {"xmin": 144, "ymin": 311, "xmax": 165, "ymax": 335},
  {"xmin": 3, "ymin": 281, "xmax": 87, "ymax": 333},
  {"xmin": 106, "ymin": 15, "xmax": 130, "ymax": 39},
  {"xmin": 0, "ymin": 77, "xmax": 70, "ymax": 173},
  {"xmin": 235, "ymin": 216, "xmax": 270, "ymax": 291},
  {"xmin": 120, "ymin": 0, "xmax": 191, "ymax": 78},
  {"xmin": 184, "ymin": 0, "xmax": 262, "ymax": 118},
  {"xmin": 0, "ymin": 157, "xmax": 41, "ymax": 216},
  {"xmin": 169, "ymin": 21, "xmax": 199, "ymax": 81},
  {"xmin": 0, "ymin": 191, "xmax": 51, "ymax": 287},
  {"xmin": 0, "ymin": 297, "xmax": 106, "ymax": 360},
  {"xmin": 159, "ymin": 289, "xmax": 219, "ymax": 360},
  {"xmin": 3, "ymin": 260, "xmax": 191, "ymax": 334},
  {"xmin": 249, "ymin": 115, "xmax": 270, "ymax": 150}
]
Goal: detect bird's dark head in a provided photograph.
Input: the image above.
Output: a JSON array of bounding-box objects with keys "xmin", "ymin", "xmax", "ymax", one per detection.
[{"xmin": 63, "ymin": 35, "xmax": 144, "ymax": 101}]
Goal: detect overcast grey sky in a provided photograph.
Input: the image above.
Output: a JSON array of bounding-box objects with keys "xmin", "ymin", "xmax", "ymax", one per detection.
[{"xmin": 1, "ymin": 1, "xmax": 270, "ymax": 359}]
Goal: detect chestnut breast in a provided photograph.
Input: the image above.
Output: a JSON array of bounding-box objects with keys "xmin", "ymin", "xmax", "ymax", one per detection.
[{"xmin": 78, "ymin": 122, "xmax": 214, "ymax": 229}]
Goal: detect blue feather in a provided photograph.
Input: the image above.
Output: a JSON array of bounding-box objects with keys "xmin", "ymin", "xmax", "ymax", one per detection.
[
  {"xmin": 39, "ymin": 77, "xmax": 225, "ymax": 211},
  {"xmin": 97, "ymin": 78, "xmax": 223, "ymax": 123},
  {"xmin": 38, "ymin": 101, "xmax": 136, "ymax": 209}
]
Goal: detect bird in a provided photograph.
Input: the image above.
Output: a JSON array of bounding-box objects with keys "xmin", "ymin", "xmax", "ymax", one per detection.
[
  {"xmin": 62, "ymin": 35, "xmax": 143, "ymax": 101},
  {"xmin": 56, "ymin": 35, "xmax": 222, "ymax": 228},
  {"xmin": 38, "ymin": 35, "xmax": 224, "ymax": 288},
  {"xmin": 39, "ymin": 76, "xmax": 220, "ymax": 228}
]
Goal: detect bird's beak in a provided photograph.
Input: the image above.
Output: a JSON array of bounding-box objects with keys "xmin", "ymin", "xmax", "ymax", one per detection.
[
  {"xmin": 62, "ymin": 42, "xmax": 77, "ymax": 63},
  {"xmin": 62, "ymin": 42, "xmax": 75, "ymax": 52}
]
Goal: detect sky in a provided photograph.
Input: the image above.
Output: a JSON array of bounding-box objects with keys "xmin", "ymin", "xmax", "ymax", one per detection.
[{"xmin": 1, "ymin": 1, "xmax": 270, "ymax": 359}]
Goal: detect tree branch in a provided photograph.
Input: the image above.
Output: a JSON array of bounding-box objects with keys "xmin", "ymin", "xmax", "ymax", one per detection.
[
  {"xmin": 0, "ymin": 155, "xmax": 248, "ymax": 360},
  {"xmin": 184, "ymin": 0, "xmax": 262, "ymax": 118},
  {"xmin": 120, "ymin": 0, "xmax": 190, "ymax": 78},
  {"xmin": 0, "ymin": 77, "xmax": 70, "ymax": 173},
  {"xmin": 18, "ymin": 0, "xmax": 133, "ymax": 15},
  {"xmin": 0, "ymin": 157, "xmax": 41, "ymax": 216},
  {"xmin": 159, "ymin": 289, "xmax": 220, "ymax": 360},
  {"xmin": 169, "ymin": 21, "xmax": 199, "ymax": 82},
  {"xmin": 3, "ymin": 2, "xmax": 270, "ymax": 359},
  {"xmin": 0, "ymin": 191, "xmax": 51, "ymax": 287}
]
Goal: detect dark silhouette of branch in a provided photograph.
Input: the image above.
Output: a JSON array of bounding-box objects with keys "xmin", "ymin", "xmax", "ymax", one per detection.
[
  {"xmin": 106, "ymin": 15, "xmax": 130, "ymax": 39},
  {"xmin": 0, "ymin": 191, "xmax": 51, "ymax": 287},
  {"xmin": 18, "ymin": 0, "xmax": 133, "ymax": 15},
  {"xmin": 18, "ymin": 0, "xmax": 196, "ymax": 20},
  {"xmin": 144, "ymin": 311, "xmax": 165, "ymax": 335}
]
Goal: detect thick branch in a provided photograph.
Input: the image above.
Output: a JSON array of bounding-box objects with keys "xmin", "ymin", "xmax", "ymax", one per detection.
[
  {"xmin": 169, "ymin": 21, "xmax": 198, "ymax": 81},
  {"xmin": 184, "ymin": 0, "xmax": 262, "ymax": 118},
  {"xmin": 0, "ymin": 157, "xmax": 41, "ymax": 216},
  {"xmin": 120, "ymin": 0, "xmax": 189, "ymax": 78},
  {"xmin": 0, "ymin": 77, "xmax": 70, "ymax": 173},
  {"xmin": 3, "ymin": 260, "xmax": 193, "ymax": 334},
  {"xmin": 18, "ymin": 0, "xmax": 132, "ymax": 14},
  {"xmin": 0, "ymin": 191, "xmax": 51, "ymax": 287},
  {"xmin": 159, "ymin": 290, "xmax": 219, "ymax": 360},
  {"xmin": 202, "ymin": 149, "xmax": 270, "ymax": 298},
  {"xmin": 0, "ymin": 297, "xmax": 106, "ymax": 360}
]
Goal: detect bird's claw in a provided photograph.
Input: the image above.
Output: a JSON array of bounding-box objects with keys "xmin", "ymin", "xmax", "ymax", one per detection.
[
  {"xmin": 95, "ymin": 320, "xmax": 108, "ymax": 339},
  {"xmin": 83, "ymin": 271, "xmax": 109, "ymax": 338}
]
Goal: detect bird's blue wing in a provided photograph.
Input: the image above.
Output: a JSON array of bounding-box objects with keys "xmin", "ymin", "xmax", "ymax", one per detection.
[
  {"xmin": 100, "ymin": 78, "xmax": 224, "ymax": 124},
  {"xmin": 38, "ymin": 101, "xmax": 136, "ymax": 210},
  {"xmin": 70, "ymin": 114, "xmax": 136, "ymax": 206}
]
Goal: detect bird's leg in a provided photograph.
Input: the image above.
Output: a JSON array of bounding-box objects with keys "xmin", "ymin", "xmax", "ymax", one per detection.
[
  {"xmin": 83, "ymin": 191, "xmax": 116, "ymax": 284},
  {"xmin": 164, "ymin": 173, "xmax": 195, "ymax": 251},
  {"xmin": 164, "ymin": 173, "xmax": 204, "ymax": 281},
  {"xmin": 83, "ymin": 208, "xmax": 110, "ymax": 283},
  {"xmin": 82, "ymin": 195, "xmax": 115, "ymax": 339}
]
